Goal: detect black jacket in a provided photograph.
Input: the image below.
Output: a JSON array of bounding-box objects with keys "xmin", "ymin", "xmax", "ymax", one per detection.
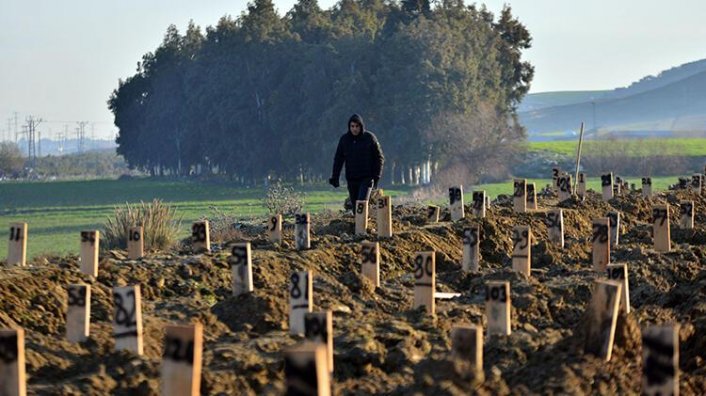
[{"xmin": 332, "ymin": 130, "xmax": 384, "ymax": 181}]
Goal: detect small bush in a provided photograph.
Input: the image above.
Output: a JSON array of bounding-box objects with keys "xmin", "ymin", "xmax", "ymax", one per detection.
[
  {"xmin": 262, "ymin": 180, "xmax": 305, "ymax": 215},
  {"xmin": 103, "ymin": 199, "xmax": 182, "ymax": 251},
  {"xmin": 204, "ymin": 206, "xmax": 244, "ymax": 243}
]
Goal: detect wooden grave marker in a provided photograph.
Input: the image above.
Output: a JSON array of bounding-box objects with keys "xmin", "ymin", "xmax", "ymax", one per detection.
[
  {"xmin": 526, "ymin": 183, "xmax": 538, "ymax": 210},
  {"xmin": 230, "ymin": 242, "xmax": 253, "ymax": 296},
  {"xmin": 462, "ymin": 225, "xmax": 480, "ymax": 272},
  {"xmin": 355, "ymin": 200, "xmax": 368, "ymax": 235},
  {"xmin": 376, "ymin": 196, "xmax": 392, "ymax": 238},
  {"xmin": 679, "ymin": 200, "xmax": 694, "ymax": 229},
  {"xmin": 450, "ymin": 324, "xmax": 483, "ymax": 379},
  {"xmin": 471, "ymin": 191, "xmax": 486, "ymax": 218},
  {"xmin": 370, "ymin": 189, "xmax": 383, "ymax": 218},
  {"xmin": 305, "ymin": 311, "xmax": 333, "ymax": 376},
  {"xmin": 80, "ymin": 230, "xmax": 100, "ymax": 277},
  {"xmin": 601, "ymin": 173, "xmax": 614, "ymax": 201},
  {"xmin": 691, "ymin": 173, "xmax": 703, "ymax": 194},
  {"xmin": 161, "ymin": 323, "xmax": 203, "ymax": 396},
  {"xmin": 191, "ymin": 221, "xmax": 210, "ymax": 253},
  {"xmin": 592, "ymin": 218, "xmax": 610, "ymax": 272},
  {"xmin": 289, "ymin": 270, "xmax": 313, "ymax": 335},
  {"xmin": 413, "ymin": 252, "xmax": 435, "ymax": 315},
  {"xmin": 7, "ymin": 222, "xmax": 27, "ymax": 267},
  {"xmin": 0, "ymin": 328, "xmax": 26, "ymax": 396},
  {"xmin": 485, "ymin": 281, "xmax": 511, "ymax": 336},
  {"xmin": 513, "ymin": 179, "xmax": 527, "ymax": 213},
  {"xmin": 546, "ymin": 209, "xmax": 564, "ymax": 249},
  {"xmin": 284, "ymin": 343, "xmax": 330, "ymax": 396},
  {"xmin": 606, "ymin": 264, "xmax": 630, "ymax": 314},
  {"xmin": 557, "ymin": 174, "xmax": 573, "ymax": 202},
  {"xmin": 614, "ymin": 176, "xmax": 623, "ymax": 196},
  {"xmin": 295, "ymin": 213, "xmax": 311, "ymax": 250},
  {"xmin": 607, "ymin": 211, "xmax": 620, "ymax": 248},
  {"xmin": 449, "ymin": 186, "xmax": 465, "ymax": 221},
  {"xmin": 127, "ymin": 226, "xmax": 144, "ymax": 259},
  {"xmin": 552, "ymin": 167, "xmax": 560, "ymax": 192},
  {"xmin": 642, "ymin": 177, "xmax": 652, "ymax": 198},
  {"xmin": 584, "ymin": 279, "xmax": 622, "ymax": 361},
  {"xmin": 652, "ymin": 204, "xmax": 671, "ymax": 252},
  {"xmin": 577, "ymin": 172, "xmax": 587, "ymax": 200},
  {"xmin": 511, "ymin": 226, "xmax": 531, "ymax": 276},
  {"xmin": 360, "ymin": 241, "xmax": 380, "ymax": 287},
  {"xmin": 426, "ymin": 205, "xmax": 440, "ymax": 223},
  {"xmin": 113, "ymin": 285, "xmax": 143, "ymax": 355},
  {"xmin": 267, "ymin": 214, "xmax": 283, "ymax": 244},
  {"xmin": 66, "ymin": 284, "xmax": 91, "ymax": 343},
  {"xmin": 642, "ymin": 324, "xmax": 679, "ymax": 396}
]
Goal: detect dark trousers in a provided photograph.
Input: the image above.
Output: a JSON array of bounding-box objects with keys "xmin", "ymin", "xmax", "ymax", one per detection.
[{"xmin": 347, "ymin": 178, "xmax": 374, "ymax": 208}]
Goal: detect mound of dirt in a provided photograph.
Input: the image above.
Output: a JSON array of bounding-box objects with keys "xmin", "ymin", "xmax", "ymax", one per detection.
[{"xmin": 1, "ymin": 187, "xmax": 705, "ymax": 394}]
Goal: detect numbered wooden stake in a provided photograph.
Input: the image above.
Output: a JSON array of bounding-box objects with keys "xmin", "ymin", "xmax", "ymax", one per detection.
[
  {"xmin": 607, "ymin": 211, "xmax": 620, "ymax": 247},
  {"xmin": 305, "ymin": 311, "xmax": 333, "ymax": 376},
  {"xmin": 230, "ymin": 242, "xmax": 253, "ymax": 296},
  {"xmin": 191, "ymin": 221, "xmax": 210, "ymax": 253},
  {"xmin": 592, "ymin": 218, "xmax": 611, "ymax": 272},
  {"xmin": 546, "ymin": 209, "xmax": 564, "ymax": 249},
  {"xmin": 642, "ymin": 324, "xmax": 679, "ymax": 396},
  {"xmin": 80, "ymin": 230, "xmax": 100, "ymax": 277},
  {"xmin": 584, "ymin": 279, "xmax": 622, "ymax": 361},
  {"xmin": 450, "ymin": 325, "xmax": 483, "ymax": 378},
  {"xmin": 526, "ymin": 183, "xmax": 538, "ymax": 210},
  {"xmin": 0, "ymin": 328, "xmax": 26, "ymax": 396},
  {"xmin": 426, "ymin": 205, "xmax": 440, "ymax": 223},
  {"xmin": 66, "ymin": 284, "xmax": 91, "ymax": 343},
  {"xmin": 413, "ymin": 252, "xmax": 435, "ymax": 315},
  {"xmin": 552, "ymin": 168, "xmax": 560, "ymax": 192},
  {"xmin": 449, "ymin": 186, "xmax": 465, "ymax": 221},
  {"xmin": 513, "ymin": 179, "xmax": 527, "ymax": 213},
  {"xmin": 355, "ymin": 200, "xmax": 368, "ymax": 235},
  {"xmin": 370, "ymin": 189, "xmax": 383, "ymax": 217},
  {"xmin": 614, "ymin": 176, "xmax": 623, "ymax": 196},
  {"xmin": 295, "ymin": 213, "xmax": 311, "ymax": 250},
  {"xmin": 652, "ymin": 204, "xmax": 671, "ymax": 252},
  {"xmin": 557, "ymin": 174, "xmax": 573, "ymax": 201},
  {"xmin": 462, "ymin": 226, "xmax": 480, "ymax": 272},
  {"xmin": 691, "ymin": 173, "xmax": 703, "ymax": 194},
  {"xmin": 606, "ymin": 264, "xmax": 630, "ymax": 314},
  {"xmin": 284, "ymin": 343, "xmax": 331, "ymax": 396},
  {"xmin": 577, "ymin": 172, "xmax": 587, "ymax": 200},
  {"xmin": 161, "ymin": 323, "xmax": 203, "ymax": 396},
  {"xmin": 376, "ymin": 196, "xmax": 392, "ymax": 238},
  {"xmin": 113, "ymin": 285, "xmax": 143, "ymax": 355},
  {"xmin": 642, "ymin": 177, "xmax": 652, "ymax": 198},
  {"xmin": 267, "ymin": 214, "xmax": 282, "ymax": 244},
  {"xmin": 127, "ymin": 226, "xmax": 144, "ymax": 259},
  {"xmin": 289, "ymin": 271, "xmax": 313, "ymax": 335},
  {"xmin": 360, "ymin": 242, "xmax": 380, "ymax": 287},
  {"xmin": 601, "ymin": 173, "xmax": 614, "ymax": 201},
  {"xmin": 471, "ymin": 191, "xmax": 486, "ymax": 218},
  {"xmin": 485, "ymin": 281, "xmax": 511, "ymax": 336},
  {"xmin": 511, "ymin": 226, "xmax": 531, "ymax": 276},
  {"xmin": 7, "ymin": 222, "xmax": 27, "ymax": 267},
  {"xmin": 680, "ymin": 200, "xmax": 694, "ymax": 229}
]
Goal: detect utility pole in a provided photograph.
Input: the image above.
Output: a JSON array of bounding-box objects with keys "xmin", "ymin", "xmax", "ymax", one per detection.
[
  {"xmin": 25, "ymin": 116, "xmax": 42, "ymax": 166},
  {"xmin": 14, "ymin": 112, "xmax": 19, "ymax": 144},
  {"xmin": 37, "ymin": 131, "xmax": 41, "ymax": 157},
  {"xmin": 76, "ymin": 121, "xmax": 88, "ymax": 153}
]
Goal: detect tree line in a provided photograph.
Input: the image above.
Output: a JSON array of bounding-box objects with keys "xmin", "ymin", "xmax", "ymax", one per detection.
[{"xmin": 108, "ymin": 0, "xmax": 533, "ymax": 186}]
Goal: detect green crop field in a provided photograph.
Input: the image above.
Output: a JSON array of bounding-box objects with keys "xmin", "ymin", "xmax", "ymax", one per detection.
[
  {"xmin": 0, "ymin": 176, "xmax": 684, "ymax": 259},
  {"xmin": 528, "ymin": 137, "xmax": 706, "ymax": 157}
]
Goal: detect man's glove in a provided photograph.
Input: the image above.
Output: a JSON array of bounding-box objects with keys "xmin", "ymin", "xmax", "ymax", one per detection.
[
  {"xmin": 329, "ymin": 177, "xmax": 340, "ymax": 188},
  {"xmin": 373, "ymin": 177, "xmax": 380, "ymax": 189}
]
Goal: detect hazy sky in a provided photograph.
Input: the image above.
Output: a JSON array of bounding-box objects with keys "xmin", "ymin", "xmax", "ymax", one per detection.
[{"xmin": 1, "ymin": 0, "xmax": 705, "ymax": 140}]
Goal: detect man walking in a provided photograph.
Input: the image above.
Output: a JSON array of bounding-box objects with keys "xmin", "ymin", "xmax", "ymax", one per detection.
[{"xmin": 329, "ymin": 114, "xmax": 384, "ymax": 210}]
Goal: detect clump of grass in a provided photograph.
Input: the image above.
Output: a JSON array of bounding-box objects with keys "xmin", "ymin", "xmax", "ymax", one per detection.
[
  {"xmin": 262, "ymin": 180, "xmax": 305, "ymax": 215},
  {"xmin": 103, "ymin": 199, "xmax": 182, "ymax": 251}
]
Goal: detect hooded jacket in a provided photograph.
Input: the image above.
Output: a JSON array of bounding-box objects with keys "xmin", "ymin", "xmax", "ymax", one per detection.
[{"xmin": 332, "ymin": 114, "xmax": 385, "ymax": 181}]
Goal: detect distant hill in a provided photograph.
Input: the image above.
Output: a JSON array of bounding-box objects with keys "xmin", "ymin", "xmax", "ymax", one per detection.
[{"xmin": 519, "ymin": 58, "xmax": 706, "ymax": 138}]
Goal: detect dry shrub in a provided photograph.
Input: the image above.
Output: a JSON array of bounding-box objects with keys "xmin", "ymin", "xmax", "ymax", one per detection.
[
  {"xmin": 204, "ymin": 206, "xmax": 244, "ymax": 243},
  {"xmin": 103, "ymin": 199, "xmax": 182, "ymax": 251},
  {"xmin": 262, "ymin": 180, "xmax": 304, "ymax": 215}
]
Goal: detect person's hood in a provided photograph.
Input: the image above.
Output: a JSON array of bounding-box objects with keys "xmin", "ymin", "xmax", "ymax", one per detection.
[{"xmin": 347, "ymin": 113, "xmax": 366, "ymax": 135}]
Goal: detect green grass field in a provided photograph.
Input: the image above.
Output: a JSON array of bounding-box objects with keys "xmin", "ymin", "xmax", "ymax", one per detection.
[
  {"xmin": 528, "ymin": 137, "xmax": 706, "ymax": 157},
  {"xmin": 0, "ymin": 176, "xmax": 684, "ymax": 259}
]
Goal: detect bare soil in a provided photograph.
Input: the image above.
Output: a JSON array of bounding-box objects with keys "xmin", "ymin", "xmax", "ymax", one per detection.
[{"xmin": 1, "ymin": 188, "xmax": 705, "ymax": 395}]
